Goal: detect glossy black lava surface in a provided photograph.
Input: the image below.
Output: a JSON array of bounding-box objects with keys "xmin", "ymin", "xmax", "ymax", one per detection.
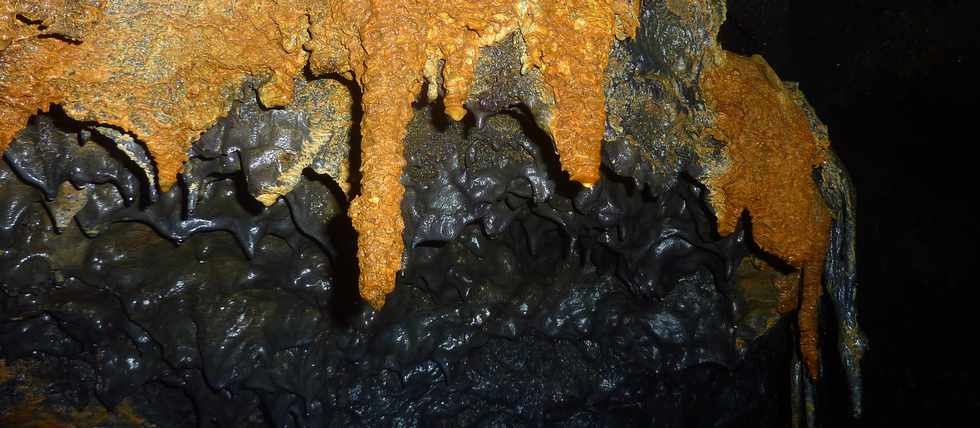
[
  {"xmin": 0, "ymin": 1, "xmax": 815, "ymax": 423},
  {"xmin": 0, "ymin": 104, "xmax": 795, "ymax": 426}
]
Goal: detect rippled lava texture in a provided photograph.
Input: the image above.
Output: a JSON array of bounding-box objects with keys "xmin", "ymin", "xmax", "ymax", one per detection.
[{"xmin": 0, "ymin": 0, "xmax": 866, "ymax": 426}]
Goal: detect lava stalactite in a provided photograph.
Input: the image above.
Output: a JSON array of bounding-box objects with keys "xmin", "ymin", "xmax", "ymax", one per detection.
[
  {"xmin": 0, "ymin": 0, "xmax": 641, "ymax": 309},
  {"xmin": 700, "ymin": 50, "xmax": 833, "ymax": 379},
  {"xmin": 310, "ymin": 0, "xmax": 640, "ymax": 307},
  {"xmin": 0, "ymin": 2, "xmax": 835, "ymax": 337}
]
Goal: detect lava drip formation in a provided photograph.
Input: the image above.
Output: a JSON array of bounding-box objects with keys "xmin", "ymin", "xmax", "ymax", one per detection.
[
  {"xmin": 306, "ymin": 0, "xmax": 641, "ymax": 308},
  {"xmin": 700, "ymin": 50, "xmax": 833, "ymax": 379},
  {"xmin": 0, "ymin": 0, "xmax": 313, "ymax": 188},
  {"xmin": 0, "ymin": 0, "xmax": 861, "ymax": 420},
  {"xmin": 0, "ymin": 0, "xmax": 641, "ymax": 309}
]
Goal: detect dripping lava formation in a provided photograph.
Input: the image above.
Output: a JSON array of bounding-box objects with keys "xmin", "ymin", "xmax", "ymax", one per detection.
[{"xmin": 0, "ymin": 0, "xmax": 867, "ymax": 426}]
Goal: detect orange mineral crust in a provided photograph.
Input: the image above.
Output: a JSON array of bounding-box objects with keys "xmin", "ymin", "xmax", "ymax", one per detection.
[
  {"xmin": 0, "ymin": 0, "xmax": 312, "ymax": 190},
  {"xmin": 1, "ymin": 0, "xmax": 640, "ymax": 310},
  {"xmin": 306, "ymin": 0, "xmax": 641, "ymax": 308},
  {"xmin": 700, "ymin": 51, "xmax": 832, "ymax": 379},
  {"xmin": 0, "ymin": 0, "xmax": 104, "ymax": 49}
]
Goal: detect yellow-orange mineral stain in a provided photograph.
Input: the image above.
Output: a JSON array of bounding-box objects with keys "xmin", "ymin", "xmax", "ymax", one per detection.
[
  {"xmin": 1, "ymin": 0, "xmax": 640, "ymax": 309},
  {"xmin": 1, "ymin": 2, "xmax": 844, "ymax": 378},
  {"xmin": 308, "ymin": 0, "xmax": 640, "ymax": 308},
  {"xmin": 0, "ymin": 0, "xmax": 312, "ymax": 190},
  {"xmin": 523, "ymin": 0, "xmax": 640, "ymax": 185},
  {"xmin": 701, "ymin": 51, "xmax": 832, "ymax": 379},
  {"xmin": 0, "ymin": 359, "xmax": 149, "ymax": 427},
  {"xmin": 1, "ymin": 0, "xmax": 104, "ymax": 49}
]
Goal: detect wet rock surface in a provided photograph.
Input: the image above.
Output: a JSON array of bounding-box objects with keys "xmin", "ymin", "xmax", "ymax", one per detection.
[
  {"xmin": 0, "ymin": 101, "xmax": 799, "ymax": 426},
  {"xmin": 0, "ymin": 1, "xmax": 865, "ymax": 426}
]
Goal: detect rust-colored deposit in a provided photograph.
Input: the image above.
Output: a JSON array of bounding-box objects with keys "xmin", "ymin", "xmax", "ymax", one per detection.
[
  {"xmin": 306, "ymin": 0, "xmax": 640, "ymax": 308},
  {"xmin": 1, "ymin": 0, "xmax": 639, "ymax": 309},
  {"xmin": 0, "ymin": 0, "xmax": 311, "ymax": 190},
  {"xmin": 701, "ymin": 51, "xmax": 832, "ymax": 379},
  {"xmin": 0, "ymin": 360, "xmax": 149, "ymax": 427}
]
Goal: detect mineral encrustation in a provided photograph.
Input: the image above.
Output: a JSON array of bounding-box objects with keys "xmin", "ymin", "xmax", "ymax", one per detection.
[
  {"xmin": 0, "ymin": 0, "xmax": 866, "ymax": 426},
  {"xmin": 1, "ymin": 0, "xmax": 643, "ymax": 309}
]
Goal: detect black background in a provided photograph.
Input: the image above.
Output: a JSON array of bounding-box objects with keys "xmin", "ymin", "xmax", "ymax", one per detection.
[{"xmin": 719, "ymin": 0, "xmax": 979, "ymax": 426}]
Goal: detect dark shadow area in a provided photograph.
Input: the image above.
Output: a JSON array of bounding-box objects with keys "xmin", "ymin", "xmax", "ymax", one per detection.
[
  {"xmin": 320, "ymin": 72, "xmax": 364, "ymax": 198},
  {"xmin": 505, "ymin": 104, "xmax": 584, "ymax": 198},
  {"xmin": 12, "ymin": 15, "xmax": 82, "ymax": 45},
  {"xmin": 739, "ymin": 213, "xmax": 795, "ymax": 276},
  {"xmin": 314, "ymin": 73, "xmax": 367, "ymax": 322},
  {"xmin": 324, "ymin": 209, "xmax": 361, "ymax": 326},
  {"xmin": 412, "ymin": 83, "xmax": 453, "ymax": 133},
  {"xmin": 228, "ymin": 165, "xmax": 265, "ymax": 216}
]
